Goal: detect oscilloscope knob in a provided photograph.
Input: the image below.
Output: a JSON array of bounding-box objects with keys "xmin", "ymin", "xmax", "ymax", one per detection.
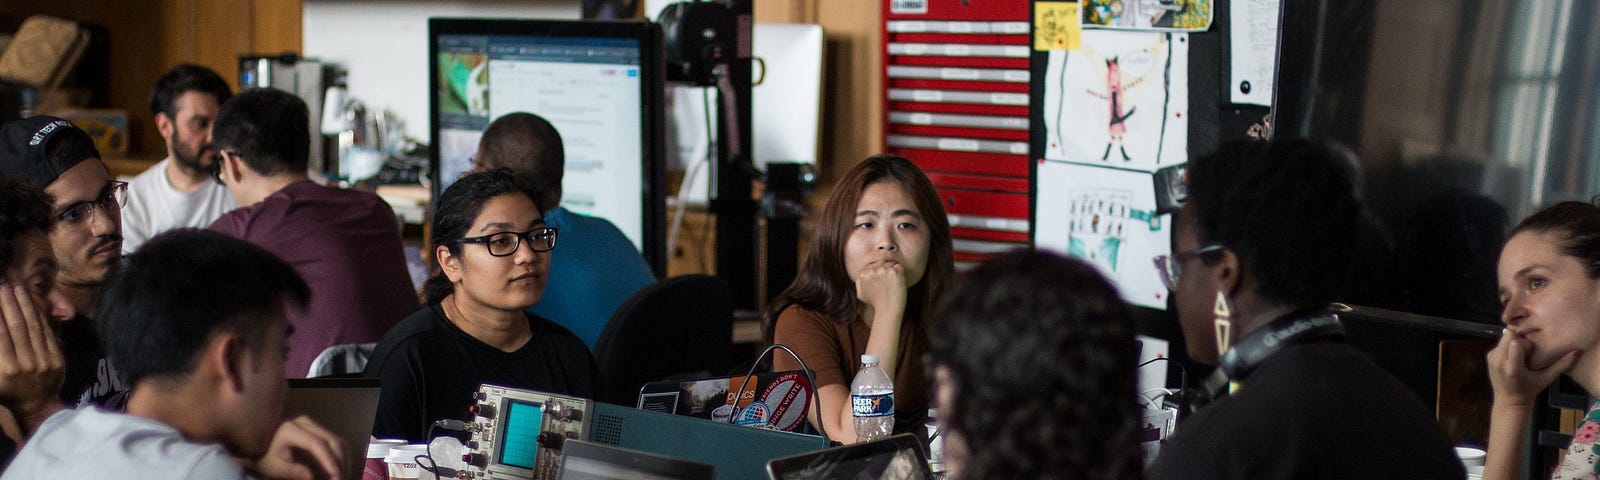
[
  {"xmin": 536, "ymin": 432, "xmax": 565, "ymax": 449},
  {"xmin": 463, "ymin": 452, "xmax": 487, "ymax": 468},
  {"xmin": 469, "ymin": 403, "xmax": 495, "ymax": 418}
]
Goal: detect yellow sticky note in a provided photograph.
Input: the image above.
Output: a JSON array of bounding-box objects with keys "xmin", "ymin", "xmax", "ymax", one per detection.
[{"xmin": 1034, "ymin": 2, "xmax": 1081, "ymax": 51}]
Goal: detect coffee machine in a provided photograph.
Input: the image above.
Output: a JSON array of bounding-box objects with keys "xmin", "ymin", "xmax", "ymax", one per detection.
[{"xmin": 238, "ymin": 54, "xmax": 330, "ymax": 176}]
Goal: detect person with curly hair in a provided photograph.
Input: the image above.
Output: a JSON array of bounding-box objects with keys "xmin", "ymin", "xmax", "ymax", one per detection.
[
  {"xmin": 0, "ymin": 178, "xmax": 72, "ymax": 464},
  {"xmin": 1484, "ymin": 200, "xmax": 1600, "ymax": 480},
  {"xmin": 768, "ymin": 154, "xmax": 954, "ymax": 443},
  {"xmin": 1146, "ymin": 139, "xmax": 1462, "ymax": 479},
  {"xmin": 927, "ymin": 249, "xmax": 1141, "ymax": 480}
]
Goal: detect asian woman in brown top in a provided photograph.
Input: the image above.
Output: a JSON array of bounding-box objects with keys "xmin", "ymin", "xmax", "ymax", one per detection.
[{"xmin": 767, "ymin": 154, "xmax": 954, "ymax": 444}]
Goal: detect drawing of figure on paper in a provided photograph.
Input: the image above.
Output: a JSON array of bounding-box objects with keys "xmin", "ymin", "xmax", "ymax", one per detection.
[
  {"xmin": 1041, "ymin": 30, "xmax": 1189, "ymax": 172},
  {"xmin": 1101, "ymin": 57, "xmax": 1136, "ymax": 161}
]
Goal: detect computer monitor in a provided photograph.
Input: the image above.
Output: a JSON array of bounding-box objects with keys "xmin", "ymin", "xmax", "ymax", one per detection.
[
  {"xmin": 558, "ymin": 440, "xmax": 715, "ymax": 480},
  {"xmin": 429, "ymin": 18, "xmax": 667, "ymax": 274}
]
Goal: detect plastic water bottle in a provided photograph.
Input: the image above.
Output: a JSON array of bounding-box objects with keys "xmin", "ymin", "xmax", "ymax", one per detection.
[{"xmin": 851, "ymin": 354, "xmax": 894, "ymax": 441}]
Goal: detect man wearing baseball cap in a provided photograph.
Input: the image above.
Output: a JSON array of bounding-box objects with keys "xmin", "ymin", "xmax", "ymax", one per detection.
[{"xmin": 0, "ymin": 116, "xmax": 128, "ymax": 410}]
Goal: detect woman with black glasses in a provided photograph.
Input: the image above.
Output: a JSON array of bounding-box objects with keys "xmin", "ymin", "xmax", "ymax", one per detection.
[
  {"xmin": 367, "ymin": 169, "xmax": 600, "ymax": 442},
  {"xmin": 1145, "ymin": 139, "xmax": 1462, "ymax": 479}
]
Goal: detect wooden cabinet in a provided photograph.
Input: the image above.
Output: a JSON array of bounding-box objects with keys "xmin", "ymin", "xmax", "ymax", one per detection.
[{"xmin": 1, "ymin": 0, "xmax": 302, "ymax": 163}]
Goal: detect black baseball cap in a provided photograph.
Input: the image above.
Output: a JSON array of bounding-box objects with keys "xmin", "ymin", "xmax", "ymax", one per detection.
[{"xmin": 0, "ymin": 116, "xmax": 101, "ymax": 190}]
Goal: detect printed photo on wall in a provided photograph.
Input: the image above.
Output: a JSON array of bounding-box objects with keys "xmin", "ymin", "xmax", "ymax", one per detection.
[
  {"xmin": 1083, "ymin": 0, "xmax": 1215, "ymax": 32},
  {"xmin": 1034, "ymin": 160, "xmax": 1173, "ymax": 310},
  {"xmin": 1042, "ymin": 30, "xmax": 1189, "ymax": 172}
]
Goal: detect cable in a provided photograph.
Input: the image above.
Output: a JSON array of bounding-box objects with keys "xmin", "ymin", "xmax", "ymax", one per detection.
[
  {"xmin": 665, "ymin": 86, "xmax": 717, "ymax": 265},
  {"xmin": 730, "ymin": 343, "xmax": 829, "ymax": 442},
  {"xmin": 420, "ymin": 419, "xmax": 473, "ymax": 478}
]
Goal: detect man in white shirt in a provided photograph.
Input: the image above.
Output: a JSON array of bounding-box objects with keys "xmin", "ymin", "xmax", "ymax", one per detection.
[
  {"xmin": 121, "ymin": 65, "xmax": 237, "ymax": 255},
  {"xmin": 3, "ymin": 230, "xmax": 346, "ymax": 479}
]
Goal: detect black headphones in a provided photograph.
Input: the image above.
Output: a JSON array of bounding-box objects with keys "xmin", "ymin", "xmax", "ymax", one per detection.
[{"xmin": 1201, "ymin": 311, "xmax": 1345, "ymax": 398}]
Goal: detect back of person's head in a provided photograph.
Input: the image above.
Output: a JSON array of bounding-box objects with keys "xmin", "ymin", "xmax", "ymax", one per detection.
[
  {"xmin": 0, "ymin": 178, "xmax": 51, "ymax": 276},
  {"xmin": 1508, "ymin": 199, "xmax": 1600, "ymax": 278},
  {"xmin": 148, "ymin": 64, "xmax": 233, "ymax": 119},
  {"xmin": 0, "ymin": 116, "xmax": 101, "ymax": 190},
  {"xmin": 1186, "ymin": 138, "xmax": 1360, "ymax": 309},
  {"xmin": 766, "ymin": 154, "xmax": 953, "ymax": 334},
  {"xmin": 475, "ymin": 112, "xmax": 564, "ymax": 211},
  {"xmin": 211, "ymin": 88, "xmax": 310, "ymax": 176},
  {"xmin": 97, "ymin": 229, "xmax": 309, "ymax": 387},
  {"xmin": 423, "ymin": 168, "xmax": 543, "ymax": 304},
  {"xmin": 928, "ymin": 249, "xmax": 1141, "ymax": 480}
]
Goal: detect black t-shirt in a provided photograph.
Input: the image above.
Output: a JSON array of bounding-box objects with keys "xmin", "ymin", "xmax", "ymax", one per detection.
[
  {"xmin": 365, "ymin": 305, "xmax": 602, "ymax": 442},
  {"xmin": 56, "ymin": 315, "xmax": 127, "ymax": 410},
  {"xmin": 1147, "ymin": 341, "xmax": 1464, "ymax": 480}
]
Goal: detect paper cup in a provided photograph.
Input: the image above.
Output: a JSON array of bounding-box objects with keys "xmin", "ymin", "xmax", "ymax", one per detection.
[
  {"xmin": 1455, "ymin": 446, "xmax": 1487, "ymax": 467},
  {"xmin": 386, "ymin": 445, "xmax": 434, "ymax": 480}
]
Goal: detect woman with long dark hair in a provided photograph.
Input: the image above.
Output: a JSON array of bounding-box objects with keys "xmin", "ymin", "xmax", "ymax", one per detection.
[
  {"xmin": 767, "ymin": 154, "xmax": 954, "ymax": 444},
  {"xmin": 366, "ymin": 169, "xmax": 600, "ymax": 442}
]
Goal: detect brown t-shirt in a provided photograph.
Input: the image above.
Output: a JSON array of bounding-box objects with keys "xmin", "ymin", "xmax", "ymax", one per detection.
[{"xmin": 771, "ymin": 304, "xmax": 928, "ymax": 430}]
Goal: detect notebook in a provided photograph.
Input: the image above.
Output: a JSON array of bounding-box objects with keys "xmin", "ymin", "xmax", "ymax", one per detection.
[
  {"xmin": 766, "ymin": 433, "xmax": 933, "ymax": 480},
  {"xmin": 557, "ymin": 439, "xmax": 715, "ymax": 480},
  {"xmin": 283, "ymin": 377, "xmax": 382, "ymax": 480}
]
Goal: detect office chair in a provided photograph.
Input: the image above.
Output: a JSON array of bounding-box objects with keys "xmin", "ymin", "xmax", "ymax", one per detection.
[{"xmin": 594, "ymin": 274, "xmax": 734, "ymax": 406}]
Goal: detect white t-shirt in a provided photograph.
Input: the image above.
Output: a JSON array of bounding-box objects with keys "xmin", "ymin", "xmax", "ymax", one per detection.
[
  {"xmin": 121, "ymin": 158, "xmax": 239, "ymax": 254},
  {"xmin": 2, "ymin": 407, "xmax": 247, "ymax": 479}
]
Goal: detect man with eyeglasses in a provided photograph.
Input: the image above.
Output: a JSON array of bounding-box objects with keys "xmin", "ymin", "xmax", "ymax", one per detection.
[
  {"xmin": 0, "ymin": 116, "xmax": 130, "ymax": 412},
  {"xmin": 208, "ymin": 88, "xmax": 417, "ymax": 378}
]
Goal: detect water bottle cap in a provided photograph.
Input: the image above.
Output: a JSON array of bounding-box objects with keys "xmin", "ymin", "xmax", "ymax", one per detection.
[{"xmin": 861, "ymin": 354, "xmax": 879, "ymax": 364}]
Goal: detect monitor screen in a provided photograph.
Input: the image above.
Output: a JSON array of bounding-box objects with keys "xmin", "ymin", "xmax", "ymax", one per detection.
[
  {"xmin": 430, "ymin": 19, "xmax": 666, "ymax": 274},
  {"xmin": 497, "ymin": 399, "xmax": 545, "ymax": 470}
]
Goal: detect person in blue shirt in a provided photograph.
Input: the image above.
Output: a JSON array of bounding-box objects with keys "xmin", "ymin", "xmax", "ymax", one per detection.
[{"xmin": 473, "ymin": 112, "xmax": 656, "ymax": 349}]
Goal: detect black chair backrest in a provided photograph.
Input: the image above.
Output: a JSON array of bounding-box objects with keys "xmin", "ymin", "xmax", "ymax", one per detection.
[{"xmin": 594, "ymin": 274, "xmax": 734, "ymax": 406}]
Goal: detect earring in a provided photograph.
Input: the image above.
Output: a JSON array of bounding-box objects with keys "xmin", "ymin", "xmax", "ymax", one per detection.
[{"xmin": 1213, "ymin": 291, "xmax": 1233, "ymax": 356}]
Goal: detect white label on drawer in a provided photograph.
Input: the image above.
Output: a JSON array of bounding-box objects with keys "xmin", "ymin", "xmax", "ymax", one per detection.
[
  {"xmin": 913, "ymin": 90, "xmax": 944, "ymax": 102},
  {"xmin": 991, "ymin": 93, "xmax": 1029, "ymax": 105},
  {"xmin": 904, "ymin": 43, "xmax": 929, "ymax": 55},
  {"xmin": 937, "ymin": 139, "xmax": 981, "ymax": 151},
  {"xmin": 949, "ymin": 22, "xmax": 975, "ymax": 33},
  {"xmin": 996, "ymin": 22, "xmax": 1030, "ymax": 34},
  {"xmin": 891, "ymin": 0, "xmax": 928, "ymax": 15},
  {"xmin": 1008, "ymin": 143, "xmax": 1029, "ymax": 154},
  {"xmin": 941, "ymin": 68, "xmax": 981, "ymax": 80},
  {"xmin": 1003, "ymin": 46, "xmax": 1030, "ymax": 57},
  {"xmin": 909, "ymin": 113, "xmax": 934, "ymax": 124},
  {"xmin": 946, "ymin": 44, "xmax": 970, "ymax": 56},
  {"xmin": 893, "ymin": 21, "xmax": 926, "ymax": 32},
  {"xmin": 1003, "ymin": 70, "xmax": 1031, "ymax": 82}
]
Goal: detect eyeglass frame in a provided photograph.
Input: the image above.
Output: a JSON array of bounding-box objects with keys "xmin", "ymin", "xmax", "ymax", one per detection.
[
  {"xmin": 212, "ymin": 150, "xmax": 238, "ymax": 185},
  {"xmin": 456, "ymin": 227, "xmax": 559, "ymax": 257},
  {"xmin": 1152, "ymin": 244, "xmax": 1226, "ymax": 291},
  {"xmin": 55, "ymin": 180, "xmax": 129, "ymax": 225}
]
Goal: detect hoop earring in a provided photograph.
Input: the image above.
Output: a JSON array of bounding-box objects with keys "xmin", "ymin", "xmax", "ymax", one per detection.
[{"xmin": 1213, "ymin": 291, "xmax": 1233, "ymax": 356}]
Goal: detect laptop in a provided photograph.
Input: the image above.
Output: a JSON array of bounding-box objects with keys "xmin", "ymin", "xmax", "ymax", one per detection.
[
  {"xmin": 557, "ymin": 439, "xmax": 715, "ymax": 480},
  {"xmin": 283, "ymin": 377, "xmax": 382, "ymax": 480},
  {"xmin": 766, "ymin": 433, "xmax": 933, "ymax": 480}
]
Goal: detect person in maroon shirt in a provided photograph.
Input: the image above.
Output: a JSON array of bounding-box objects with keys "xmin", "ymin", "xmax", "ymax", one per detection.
[{"xmin": 208, "ymin": 88, "xmax": 417, "ymax": 377}]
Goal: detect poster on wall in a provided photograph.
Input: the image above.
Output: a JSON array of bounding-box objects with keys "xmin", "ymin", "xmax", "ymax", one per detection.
[
  {"xmin": 1034, "ymin": 160, "xmax": 1173, "ymax": 310},
  {"xmin": 1042, "ymin": 30, "xmax": 1188, "ymax": 172},
  {"xmin": 1082, "ymin": 0, "xmax": 1214, "ymax": 32}
]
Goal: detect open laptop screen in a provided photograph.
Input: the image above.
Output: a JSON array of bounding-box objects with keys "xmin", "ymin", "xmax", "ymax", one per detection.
[{"xmin": 765, "ymin": 433, "xmax": 931, "ymax": 480}]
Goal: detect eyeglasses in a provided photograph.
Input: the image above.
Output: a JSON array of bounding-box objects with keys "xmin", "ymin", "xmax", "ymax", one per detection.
[
  {"xmin": 212, "ymin": 150, "xmax": 237, "ymax": 185},
  {"xmin": 56, "ymin": 181, "xmax": 128, "ymax": 225},
  {"xmin": 457, "ymin": 227, "xmax": 559, "ymax": 257},
  {"xmin": 1152, "ymin": 244, "xmax": 1225, "ymax": 291}
]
